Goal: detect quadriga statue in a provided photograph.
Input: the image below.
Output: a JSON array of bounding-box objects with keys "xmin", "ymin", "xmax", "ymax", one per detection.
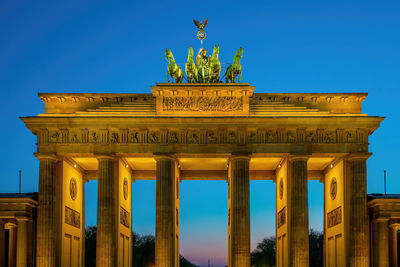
[
  {"xmin": 225, "ymin": 47, "xmax": 243, "ymax": 83},
  {"xmin": 165, "ymin": 49, "xmax": 183, "ymax": 83},
  {"xmin": 185, "ymin": 47, "xmax": 198, "ymax": 83}
]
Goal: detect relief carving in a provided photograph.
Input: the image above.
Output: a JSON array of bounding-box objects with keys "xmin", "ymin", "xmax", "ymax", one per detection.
[
  {"xmin": 149, "ymin": 131, "xmax": 160, "ymax": 144},
  {"xmin": 277, "ymin": 206, "xmax": 286, "ymax": 228},
  {"xmin": 287, "ymin": 131, "xmax": 296, "ymax": 143},
  {"xmin": 324, "ymin": 131, "xmax": 336, "ymax": 143},
  {"xmin": 207, "ymin": 131, "xmax": 218, "ymax": 144},
  {"xmin": 69, "ymin": 177, "xmax": 77, "ymax": 200},
  {"xmin": 120, "ymin": 207, "xmax": 130, "ymax": 228},
  {"xmin": 227, "ymin": 131, "xmax": 237, "ymax": 144},
  {"xmin": 89, "ymin": 131, "xmax": 100, "ymax": 143},
  {"xmin": 344, "ymin": 131, "xmax": 355, "ymax": 143},
  {"xmin": 305, "ymin": 131, "xmax": 316, "ymax": 143},
  {"xmin": 110, "ymin": 132, "xmax": 119, "ymax": 143},
  {"xmin": 247, "ymin": 131, "xmax": 257, "ymax": 144},
  {"xmin": 188, "ymin": 132, "xmax": 199, "ymax": 144},
  {"xmin": 39, "ymin": 127, "xmax": 367, "ymax": 147},
  {"xmin": 70, "ymin": 132, "xmax": 80, "ymax": 143},
  {"xmin": 330, "ymin": 177, "xmax": 337, "ymax": 200},
  {"xmin": 65, "ymin": 206, "xmax": 80, "ymax": 229},
  {"xmin": 168, "ymin": 131, "xmax": 179, "ymax": 144},
  {"xmin": 129, "ymin": 132, "xmax": 140, "ymax": 143},
  {"xmin": 49, "ymin": 131, "xmax": 61, "ymax": 143},
  {"xmin": 163, "ymin": 96, "xmax": 243, "ymax": 112},
  {"xmin": 266, "ymin": 130, "xmax": 276, "ymax": 143},
  {"xmin": 327, "ymin": 206, "xmax": 342, "ymax": 228}
]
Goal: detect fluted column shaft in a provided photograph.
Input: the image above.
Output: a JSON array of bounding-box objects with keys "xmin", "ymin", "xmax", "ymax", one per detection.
[
  {"xmin": 348, "ymin": 157, "xmax": 369, "ymax": 267},
  {"xmin": 16, "ymin": 219, "xmax": 29, "ymax": 267},
  {"xmin": 389, "ymin": 226, "xmax": 398, "ymax": 267},
  {"xmin": 0, "ymin": 220, "xmax": 5, "ymax": 267},
  {"xmin": 96, "ymin": 157, "xmax": 117, "ymax": 267},
  {"xmin": 9, "ymin": 226, "xmax": 17, "ymax": 267},
  {"xmin": 289, "ymin": 157, "xmax": 309, "ymax": 267},
  {"xmin": 230, "ymin": 156, "xmax": 250, "ymax": 267},
  {"xmin": 155, "ymin": 156, "xmax": 175, "ymax": 267},
  {"xmin": 36, "ymin": 157, "xmax": 57, "ymax": 267},
  {"xmin": 372, "ymin": 219, "xmax": 389, "ymax": 267}
]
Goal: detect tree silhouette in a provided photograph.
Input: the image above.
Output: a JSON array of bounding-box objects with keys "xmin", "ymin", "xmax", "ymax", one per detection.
[
  {"xmin": 85, "ymin": 226, "xmax": 197, "ymax": 267},
  {"xmin": 250, "ymin": 229, "xmax": 323, "ymax": 267}
]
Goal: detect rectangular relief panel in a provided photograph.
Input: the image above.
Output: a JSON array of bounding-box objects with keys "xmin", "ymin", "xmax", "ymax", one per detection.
[{"xmin": 151, "ymin": 83, "xmax": 254, "ymax": 116}]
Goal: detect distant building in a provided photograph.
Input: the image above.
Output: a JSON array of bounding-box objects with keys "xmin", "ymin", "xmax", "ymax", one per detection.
[{"xmin": 0, "ymin": 193, "xmax": 37, "ymax": 266}]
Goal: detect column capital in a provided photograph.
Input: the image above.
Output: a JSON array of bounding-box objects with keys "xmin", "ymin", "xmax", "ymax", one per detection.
[
  {"xmin": 288, "ymin": 154, "xmax": 309, "ymax": 162},
  {"xmin": 230, "ymin": 152, "xmax": 251, "ymax": 161},
  {"xmin": 16, "ymin": 217, "xmax": 31, "ymax": 222},
  {"xmin": 153, "ymin": 153, "xmax": 176, "ymax": 161},
  {"xmin": 95, "ymin": 154, "xmax": 116, "ymax": 160},
  {"xmin": 346, "ymin": 152, "xmax": 372, "ymax": 161},
  {"xmin": 374, "ymin": 217, "xmax": 390, "ymax": 223},
  {"xmin": 34, "ymin": 153, "xmax": 59, "ymax": 161},
  {"xmin": 389, "ymin": 222, "xmax": 400, "ymax": 230}
]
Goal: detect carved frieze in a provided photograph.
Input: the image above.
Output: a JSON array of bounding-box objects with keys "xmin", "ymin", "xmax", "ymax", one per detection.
[
  {"xmin": 327, "ymin": 206, "xmax": 342, "ymax": 228},
  {"xmin": 37, "ymin": 127, "xmax": 369, "ymax": 148},
  {"xmin": 65, "ymin": 206, "xmax": 80, "ymax": 229},
  {"xmin": 163, "ymin": 96, "xmax": 243, "ymax": 112}
]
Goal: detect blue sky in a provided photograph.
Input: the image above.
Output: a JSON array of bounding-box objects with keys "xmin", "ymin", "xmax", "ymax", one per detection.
[{"xmin": 1, "ymin": 1, "xmax": 399, "ymax": 266}]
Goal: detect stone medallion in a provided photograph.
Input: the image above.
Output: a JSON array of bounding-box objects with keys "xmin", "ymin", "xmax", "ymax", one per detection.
[
  {"xmin": 279, "ymin": 178, "xmax": 284, "ymax": 200},
  {"xmin": 123, "ymin": 178, "xmax": 129, "ymax": 200},
  {"xmin": 330, "ymin": 177, "xmax": 337, "ymax": 200},
  {"xmin": 70, "ymin": 177, "xmax": 77, "ymax": 200}
]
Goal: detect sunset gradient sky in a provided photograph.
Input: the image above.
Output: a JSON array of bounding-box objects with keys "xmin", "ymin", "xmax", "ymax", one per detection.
[{"xmin": 1, "ymin": 1, "xmax": 400, "ymax": 266}]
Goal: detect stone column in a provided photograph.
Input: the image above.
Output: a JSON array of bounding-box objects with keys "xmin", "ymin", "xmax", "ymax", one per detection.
[
  {"xmin": 36, "ymin": 155, "xmax": 57, "ymax": 267},
  {"xmin": 0, "ymin": 220, "xmax": 5, "ymax": 267},
  {"xmin": 389, "ymin": 225, "xmax": 398, "ymax": 267},
  {"xmin": 372, "ymin": 218, "xmax": 389, "ymax": 267},
  {"xmin": 16, "ymin": 218, "xmax": 29, "ymax": 267},
  {"xmin": 288, "ymin": 156, "xmax": 309, "ymax": 267},
  {"xmin": 8, "ymin": 225, "xmax": 17, "ymax": 267},
  {"xmin": 155, "ymin": 155, "xmax": 176, "ymax": 267},
  {"xmin": 230, "ymin": 155, "xmax": 250, "ymax": 267},
  {"xmin": 347, "ymin": 155, "xmax": 370, "ymax": 267},
  {"xmin": 96, "ymin": 156, "xmax": 117, "ymax": 267}
]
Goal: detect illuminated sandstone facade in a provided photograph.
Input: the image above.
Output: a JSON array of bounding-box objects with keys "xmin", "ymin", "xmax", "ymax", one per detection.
[
  {"xmin": 368, "ymin": 194, "xmax": 400, "ymax": 267},
  {"xmin": 0, "ymin": 193, "xmax": 37, "ymax": 267},
  {"xmin": 20, "ymin": 83, "xmax": 386, "ymax": 267}
]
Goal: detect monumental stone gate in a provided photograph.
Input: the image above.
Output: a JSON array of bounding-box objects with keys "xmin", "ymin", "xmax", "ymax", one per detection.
[{"xmin": 21, "ymin": 83, "xmax": 384, "ymax": 267}]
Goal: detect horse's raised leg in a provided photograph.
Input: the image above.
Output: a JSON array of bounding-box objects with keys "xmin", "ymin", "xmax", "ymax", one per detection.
[{"xmin": 238, "ymin": 71, "xmax": 242, "ymax": 83}]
